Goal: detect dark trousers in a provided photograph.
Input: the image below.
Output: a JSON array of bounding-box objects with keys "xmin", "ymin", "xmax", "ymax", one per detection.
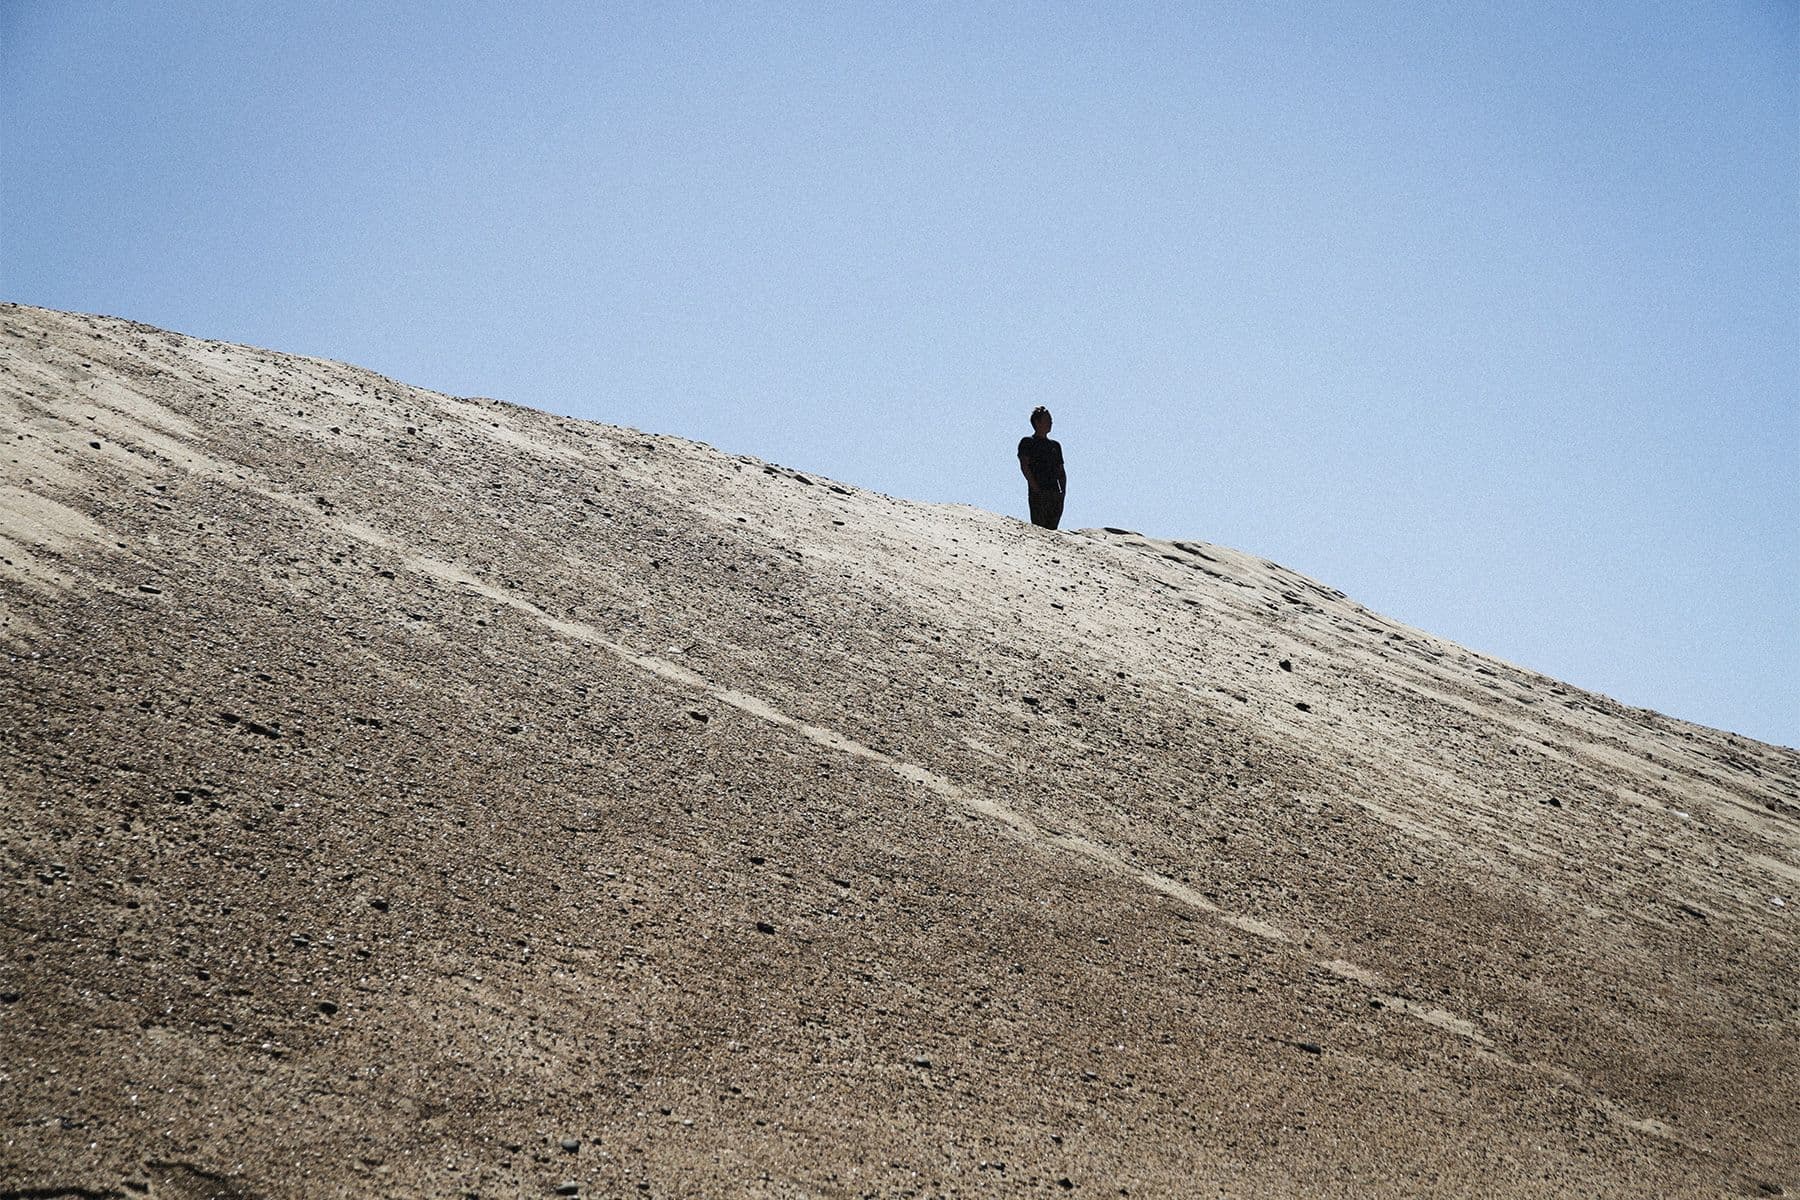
[{"xmin": 1028, "ymin": 486, "xmax": 1064, "ymax": 530}]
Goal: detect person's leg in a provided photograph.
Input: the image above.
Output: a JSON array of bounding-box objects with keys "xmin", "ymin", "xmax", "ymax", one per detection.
[
  {"xmin": 1045, "ymin": 488, "xmax": 1064, "ymax": 530},
  {"xmin": 1029, "ymin": 489, "xmax": 1058, "ymax": 528}
]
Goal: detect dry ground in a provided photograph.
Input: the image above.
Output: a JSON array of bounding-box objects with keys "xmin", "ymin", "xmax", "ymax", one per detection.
[{"xmin": 1, "ymin": 303, "xmax": 1795, "ymax": 1198}]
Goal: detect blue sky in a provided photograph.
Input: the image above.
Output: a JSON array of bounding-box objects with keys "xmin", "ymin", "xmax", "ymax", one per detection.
[{"xmin": 4, "ymin": 1, "xmax": 1796, "ymax": 745}]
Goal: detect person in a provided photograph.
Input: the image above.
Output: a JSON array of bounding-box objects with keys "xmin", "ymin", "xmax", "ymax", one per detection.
[{"xmin": 1017, "ymin": 405, "xmax": 1066, "ymax": 529}]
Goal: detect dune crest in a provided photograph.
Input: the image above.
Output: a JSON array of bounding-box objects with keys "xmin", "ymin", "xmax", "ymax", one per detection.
[{"xmin": 2, "ymin": 303, "xmax": 1795, "ymax": 1198}]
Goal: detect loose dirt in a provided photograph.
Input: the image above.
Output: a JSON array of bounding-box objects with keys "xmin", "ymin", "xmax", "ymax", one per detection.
[{"xmin": 1, "ymin": 303, "xmax": 1795, "ymax": 1198}]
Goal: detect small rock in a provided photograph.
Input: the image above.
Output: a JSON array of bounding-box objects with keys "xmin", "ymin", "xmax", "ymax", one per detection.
[
  {"xmin": 1058, "ymin": 1180, "xmax": 1076, "ymax": 1191},
  {"xmin": 89, "ymin": 440, "xmax": 102, "ymax": 449},
  {"xmin": 688, "ymin": 709, "xmax": 710, "ymax": 723},
  {"xmin": 137, "ymin": 584, "xmax": 162, "ymax": 594},
  {"xmin": 560, "ymin": 1137, "xmax": 580, "ymax": 1153},
  {"xmin": 369, "ymin": 896, "xmax": 389, "ymax": 912},
  {"xmin": 316, "ymin": 1000, "xmax": 338, "ymax": 1016},
  {"xmin": 1294, "ymin": 702, "xmax": 1312, "ymax": 713},
  {"xmin": 1538, "ymin": 797, "xmax": 1563, "ymax": 808},
  {"xmin": 1677, "ymin": 902, "xmax": 1708, "ymax": 920},
  {"xmin": 0, "ymin": 991, "xmax": 21, "ymax": 1003},
  {"xmin": 912, "ymin": 1056, "xmax": 931, "ymax": 1068},
  {"xmin": 555, "ymin": 1182, "xmax": 580, "ymax": 1196},
  {"xmin": 1278, "ymin": 659, "xmax": 1292, "ymax": 672},
  {"xmin": 1294, "ymin": 1041, "xmax": 1323, "ymax": 1054},
  {"xmin": 755, "ymin": 921, "xmax": 776, "ymax": 935}
]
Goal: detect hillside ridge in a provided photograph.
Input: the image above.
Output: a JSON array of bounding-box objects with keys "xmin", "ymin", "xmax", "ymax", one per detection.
[{"xmin": 2, "ymin": 303, "xmax": 1795, "ymax": 1198}]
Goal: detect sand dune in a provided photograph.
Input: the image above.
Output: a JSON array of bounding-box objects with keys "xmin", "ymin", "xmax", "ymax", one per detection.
[{"xmin": 1, "ymin": 302, "xmax": 1795, "ymax": 1198}]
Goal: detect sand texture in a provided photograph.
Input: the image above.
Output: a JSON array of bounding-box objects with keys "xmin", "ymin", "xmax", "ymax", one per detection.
[{"xmin": 1, "ymin": 303, "xmax": 1796, "ymax": 1198}]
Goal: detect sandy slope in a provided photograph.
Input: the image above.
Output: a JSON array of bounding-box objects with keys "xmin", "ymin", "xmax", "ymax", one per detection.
[{"xmin": 0, "ymin": 302, "xmax": 1795, "ymax": 1199}]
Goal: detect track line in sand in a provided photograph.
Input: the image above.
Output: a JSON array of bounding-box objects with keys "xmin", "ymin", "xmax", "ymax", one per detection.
[{"xmin": 344, "ymin": 518, "xmax": 1512, "ymax": 1053}]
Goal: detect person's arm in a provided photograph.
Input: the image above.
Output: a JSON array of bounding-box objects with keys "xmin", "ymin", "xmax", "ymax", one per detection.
[
  {"xmin": 1019, "ymin": 451, "xmax": 1039, "ymax": 492},
  {"xmin": 1056, "ymin": 458, "xmax": 1066, "ymax": 493}
]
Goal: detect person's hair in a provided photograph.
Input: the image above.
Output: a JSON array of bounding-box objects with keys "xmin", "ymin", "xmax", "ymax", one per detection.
[{"xmin": 1030, "ymin": 405, "xmax": 1052, "ymax": 426}]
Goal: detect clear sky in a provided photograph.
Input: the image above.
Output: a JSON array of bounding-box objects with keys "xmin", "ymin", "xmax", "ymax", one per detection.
[{"xmin": 4, "ymin": 1, "xmax": 1796, "ymax": 746}]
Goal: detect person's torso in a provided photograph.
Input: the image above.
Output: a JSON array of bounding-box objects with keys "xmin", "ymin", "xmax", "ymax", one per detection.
[{"xmin": 1018, "ymin": 436, "xmax": 1063, "ymax": 482}]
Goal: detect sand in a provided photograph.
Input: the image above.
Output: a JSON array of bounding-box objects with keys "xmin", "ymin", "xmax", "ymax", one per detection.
[{"xmin": 1, "ymin": 302, "xmax": 1795, "ymax": 1198}]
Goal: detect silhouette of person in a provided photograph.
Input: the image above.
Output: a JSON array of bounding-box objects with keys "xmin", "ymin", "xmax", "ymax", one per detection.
[{"xmin": 1018, "ymin": 405, "xmax": 1065, "ymax": 529}]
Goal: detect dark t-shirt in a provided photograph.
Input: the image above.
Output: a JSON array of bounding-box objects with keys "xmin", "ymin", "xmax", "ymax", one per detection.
[{"xmin": 1018, "ymin": 435, "xmax": 1064, "ymax": 490}]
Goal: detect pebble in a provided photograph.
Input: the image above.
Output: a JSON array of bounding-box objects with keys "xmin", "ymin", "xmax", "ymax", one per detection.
[
  {"xmin": 1294, "ymin": 1041, "xmax": 1323, "ymax": 1055},
  {"xmin": 755, "ymin": 921, "xmax": 776, "ymax": 934},
  {"xmin": 560, "ymin": 1137, "xmax": 579, "ymax": 1153},
  {"xmin": 555, "ymin": 1182, "xmax": 579, "ymax": 1196}
]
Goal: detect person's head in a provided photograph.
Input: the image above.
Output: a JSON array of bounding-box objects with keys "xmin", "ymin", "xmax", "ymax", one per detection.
[{"xmin": 1030, "ymin": 405, "xmax": 1052, "ymax": 434}]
